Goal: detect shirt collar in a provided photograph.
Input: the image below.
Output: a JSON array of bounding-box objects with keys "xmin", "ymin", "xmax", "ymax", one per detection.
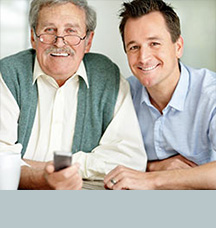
[
  {"xmin": 141, "ymin": 87, "xmax": 151, "ymax": 106},
  {"xmin": 32, "ymin": 57, "xmax": 89, "ymax": 88},
  {"xmin": 168, "ymin": 62, "xmax": 189, "ymax": 111},
  {"xmin": 140, "ymin": 62, "xmax": 190, "ymax": 111}
]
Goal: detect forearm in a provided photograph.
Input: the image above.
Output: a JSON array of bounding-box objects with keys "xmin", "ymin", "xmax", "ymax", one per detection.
[
  {"xmin": 73, "ymin": 143, "xmax": 146, "ymax": 180},
  {"xmin": 19, "ymin": 159, "xmax": 51, "ymax": 190},
  {"xmin": 147, "ymin": 154, "xmax": 197, "ymax": 172},
  {"xmin": 24, "ymin": 159, "xmax": 47, "ymax": 169},
  {"xmin": 19, "ymin": 166, "xmax": 50, "ymax": 190},
  {"xmin": 155, "ymin": 161, "xmax": 216, "ymax": 190}
]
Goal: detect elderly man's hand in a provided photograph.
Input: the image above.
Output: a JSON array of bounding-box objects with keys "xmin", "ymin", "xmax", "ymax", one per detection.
[{"xmin": 44, "ymin": 162, "xmax": 83, "ymax": 190}]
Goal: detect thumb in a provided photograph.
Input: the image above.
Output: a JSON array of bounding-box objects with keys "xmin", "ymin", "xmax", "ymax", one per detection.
[{"xmin": 45, "ymin": 162, "xmax": 55, "ymax": 174}]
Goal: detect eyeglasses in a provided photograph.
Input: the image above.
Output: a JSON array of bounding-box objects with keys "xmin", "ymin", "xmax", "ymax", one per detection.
[{"xmin": 35, "ymin": 33, "xmax": 87, "ymax": 46}]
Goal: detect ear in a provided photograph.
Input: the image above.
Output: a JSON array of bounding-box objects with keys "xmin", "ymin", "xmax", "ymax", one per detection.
[
  {"xmin": 84, "ymin": 31, "xmax": 94, "ymax": 53},
  {"xmin": 175, "ymin": 35, "xmax": 184, "ymax": 59},
  {"xmin": 31, "ymin": 29, "xmax": 37, "ymax": 50}
]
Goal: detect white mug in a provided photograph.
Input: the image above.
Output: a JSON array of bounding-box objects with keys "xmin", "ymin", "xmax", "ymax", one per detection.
[{"xmin": 0, "ymin": 151, "xmax": 21, "ymax": 190}]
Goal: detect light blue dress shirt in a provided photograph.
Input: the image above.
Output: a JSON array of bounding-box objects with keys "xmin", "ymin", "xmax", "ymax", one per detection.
[{"xmin": 128, "ymin": 62, "xmax": 216, "ymax": 165}]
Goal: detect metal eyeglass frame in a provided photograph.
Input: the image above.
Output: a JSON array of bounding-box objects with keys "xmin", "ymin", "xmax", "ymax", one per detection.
[{"xmin": 34, "ymin": 31, "xmax": 88, "ymax": 46}]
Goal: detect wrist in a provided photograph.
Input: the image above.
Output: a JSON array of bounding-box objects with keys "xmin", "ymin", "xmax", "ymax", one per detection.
[
  {"xmin": 153, "ymin": 169, "xmax": 187, "ymax": 190},
  {"xmin": 19, "ymin": 166, "xmax": 51, "ymax": 190}
]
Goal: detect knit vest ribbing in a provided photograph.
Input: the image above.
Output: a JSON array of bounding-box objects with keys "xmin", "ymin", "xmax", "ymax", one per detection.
[{"xmin": 0, "ymin": 49, "xmax": 120, "ymax": 157}]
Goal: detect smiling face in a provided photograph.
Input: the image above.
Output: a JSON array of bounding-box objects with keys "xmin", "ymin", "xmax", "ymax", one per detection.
[
  {"xmin": 124, "ymin": 12, "xmax": 183, "ymax": 90},
  {"xmin": 31, "ymin": 3, "xmax": 94, "ymax": 85}
]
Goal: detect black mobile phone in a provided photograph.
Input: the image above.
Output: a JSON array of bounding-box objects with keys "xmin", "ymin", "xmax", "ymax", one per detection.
[{"xmin": 54, "ymin": 151, "xmax": 72, "ymax": 172}]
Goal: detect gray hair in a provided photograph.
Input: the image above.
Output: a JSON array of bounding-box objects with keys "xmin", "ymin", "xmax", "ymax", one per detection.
[{"xmin": 29, "ymin": 0, "xmax": 96, "ymax": 35}]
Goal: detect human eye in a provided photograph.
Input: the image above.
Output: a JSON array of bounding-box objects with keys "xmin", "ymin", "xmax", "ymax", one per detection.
[
  {"xmin": 150, "ymin": 42, "xmax": 160, "ymax": 47},
  {"xmin": 44, "ymin": 28, "xmax": 56, "ymax": 34},
  {"xmin": 66, "ymin": 28, "xmax": 77, "ymax": 34},
  {"xmin": 127, "ymin": 45, "xmax": 140, "ymax": 52}
]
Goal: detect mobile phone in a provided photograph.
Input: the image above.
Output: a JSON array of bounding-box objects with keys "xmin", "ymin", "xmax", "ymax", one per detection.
[{"xmin": 54, "ymin": 151, "xmax": 72, "ymax": 172}]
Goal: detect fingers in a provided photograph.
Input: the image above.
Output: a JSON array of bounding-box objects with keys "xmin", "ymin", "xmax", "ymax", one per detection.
[
  {"xmin": 169, "ymin": 155, "xmax": 198, "ymax": 170},
  {"xmin": 44, "ymin": 162, "xmax": 83, "ymax": 190},
  {"xmin": 104, "ymin": 165, "xmax": 123, "ymax": 184},
  {"xmin": 151, "ymin": 154, "xmax": 199, "ymax": 171},
  {"xmin": 57, "ymin": 169, "xmax": 83, "ymax": 190},
  {"xmin": 104, "ymin": 165, "xmax": 151, "ymax": 190},
  {"xmin": 104, "ymin": 165, "xmax": 132, "ymax": 190},
  {"xmin": 179, "ymin": 156, "xmax": 197, "ymax": 168}
]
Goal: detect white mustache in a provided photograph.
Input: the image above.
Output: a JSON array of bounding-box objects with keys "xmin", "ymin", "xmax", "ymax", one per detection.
[{"xmin": 45, "ymin": 47, "xmax": 75, "ymax": 56}]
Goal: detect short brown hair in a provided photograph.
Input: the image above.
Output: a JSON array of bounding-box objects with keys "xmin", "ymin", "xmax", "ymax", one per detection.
[{"xmin": 119, "ymin": 0, "xmax": 181, "ymax": 50}]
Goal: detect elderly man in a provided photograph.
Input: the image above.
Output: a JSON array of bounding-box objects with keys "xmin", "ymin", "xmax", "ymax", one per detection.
[
  {"xmin": 104, "ymin": 0, "xmax": 216, "ymax": 190},
  {"xmin": 0, "ymin": 0, "xmax": 146, "ymax": 190}
]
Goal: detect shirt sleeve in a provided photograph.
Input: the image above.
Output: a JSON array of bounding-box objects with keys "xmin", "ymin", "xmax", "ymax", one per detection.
[
  {"xmin": 0, "ymin": 72, "xmax": 147, "ymax": 180},
  {"xmin": 0, "ymin": 74, "xmax": 31, "ymax": 166},
  {"xmin": 209, "ymin": 108, "xmax": 216, "ymax": 153},
  {"xmin": 0, "ymin": 73, "xmax": 20, "ymax": 146},
  {"xmin": 72, "ymin": 75, "xmax": 147, "ymax": 180}
]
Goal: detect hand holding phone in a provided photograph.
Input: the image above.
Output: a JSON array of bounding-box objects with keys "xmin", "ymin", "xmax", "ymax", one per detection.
[{"xmin": 54, "ymin": 151, "xmax": 72, "ymax": 172}]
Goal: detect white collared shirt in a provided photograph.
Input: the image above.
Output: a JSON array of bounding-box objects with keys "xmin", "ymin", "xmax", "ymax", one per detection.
[{"xmin": 0, "ymin": 57, "xmax": 147, "ymax": 180}]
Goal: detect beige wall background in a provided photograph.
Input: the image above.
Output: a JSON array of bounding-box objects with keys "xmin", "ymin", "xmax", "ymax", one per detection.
[{"xmin": 1, "ymin": 0, "xmax": 216, "ymax": 77}]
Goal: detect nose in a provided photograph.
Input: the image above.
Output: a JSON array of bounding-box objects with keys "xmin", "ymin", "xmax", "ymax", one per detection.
[
  {"xmin": 138, "ymin": 46, "xmax": 152, "ymax": 63},
  {"xmin": 54, "ymin": 36, "xmax": 66, "ymax": 47}
]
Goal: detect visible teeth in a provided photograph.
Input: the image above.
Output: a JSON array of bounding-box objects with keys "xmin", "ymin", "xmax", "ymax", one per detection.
[
  {"xmin": 140, "ymin": 65, "xmax": 158, "ymax": 71},
  {"xmin": 51, "ymin": 53, "xmax": 69, "ymax": 57}
]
